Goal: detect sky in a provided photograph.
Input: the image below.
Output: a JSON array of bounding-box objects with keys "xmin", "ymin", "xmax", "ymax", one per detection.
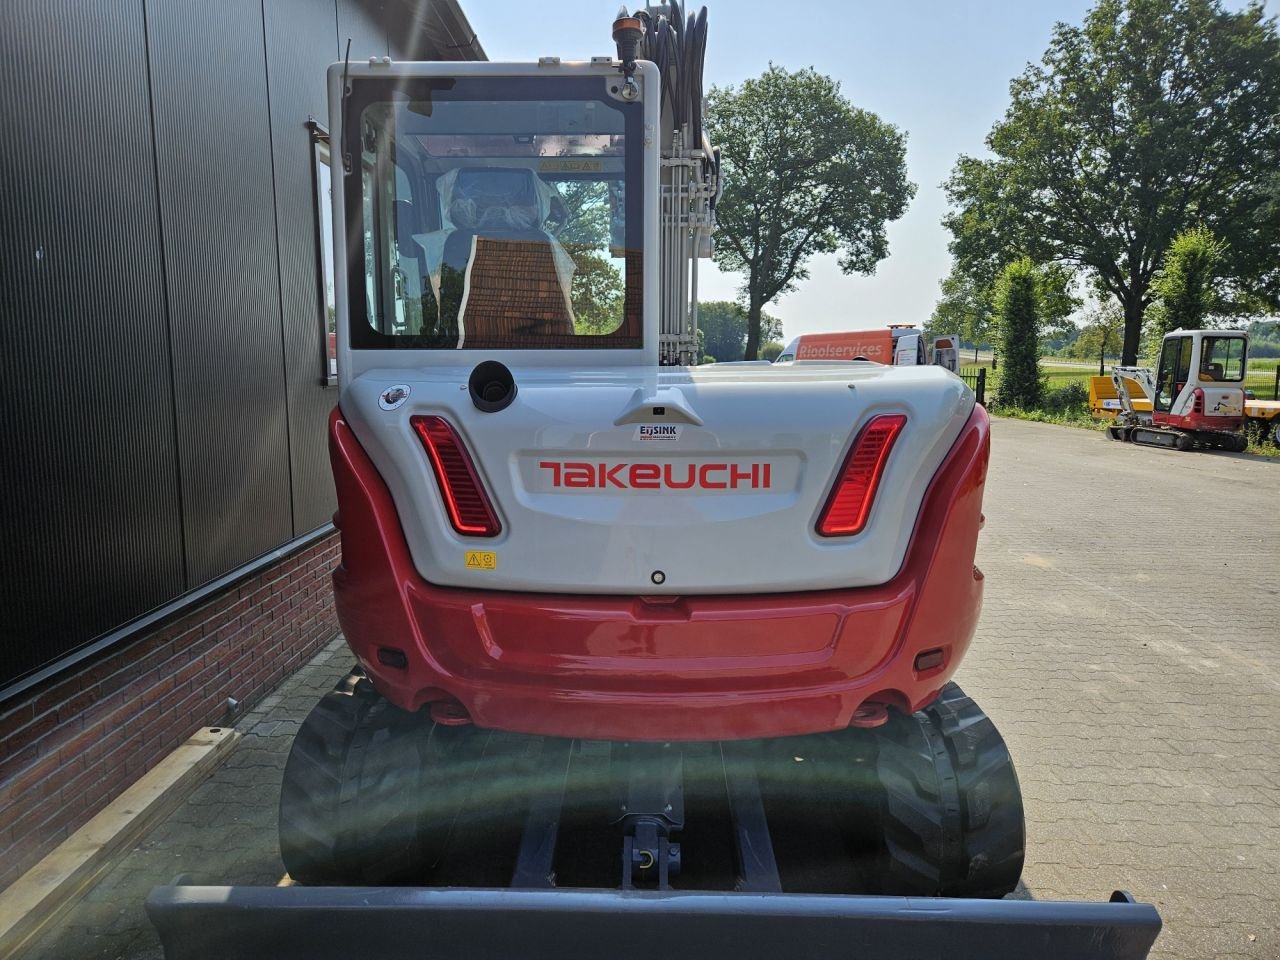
[{"xmin": 464, "ymin": 1, "xmax": 1277, "ymax": 343}]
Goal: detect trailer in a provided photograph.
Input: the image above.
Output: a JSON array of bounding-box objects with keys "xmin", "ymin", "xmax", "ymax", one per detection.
[{"xmin": 1245, "ymin": 397, "xmax": 1280, "ymax": 447}]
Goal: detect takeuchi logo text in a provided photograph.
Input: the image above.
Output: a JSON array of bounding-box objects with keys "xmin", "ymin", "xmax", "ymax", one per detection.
[{"xmin": 538, "ymin": 461, "xmax": 772, "ymax": 490}]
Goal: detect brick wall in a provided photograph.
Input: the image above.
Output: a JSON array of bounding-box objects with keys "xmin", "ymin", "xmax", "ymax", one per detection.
[{"xmin": 0, "ymin": 532, "xmax": 341, "ymax": 893}]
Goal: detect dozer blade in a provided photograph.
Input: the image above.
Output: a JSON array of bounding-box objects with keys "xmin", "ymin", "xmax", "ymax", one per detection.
[{"xmin": 146, "ymin": 885, "xmax": 1161, "ymax": 960}]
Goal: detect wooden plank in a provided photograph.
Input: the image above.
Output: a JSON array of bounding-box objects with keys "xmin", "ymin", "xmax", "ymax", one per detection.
[{"xmin": 0, "ymin": 726, "xmax": 239, "ymax": 957}]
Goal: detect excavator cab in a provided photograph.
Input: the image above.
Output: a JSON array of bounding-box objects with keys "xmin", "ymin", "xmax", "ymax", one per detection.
[{"xmin": 1151, "ymin": 330, "xmax": 1246, "ymax": 428}]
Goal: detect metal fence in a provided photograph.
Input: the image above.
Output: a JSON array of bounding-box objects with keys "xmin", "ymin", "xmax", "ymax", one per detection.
[
  {"xmin": 1245, "ymin": 367, "xmax": 1280, "ymax": 400},
  {"xmin": 958, "ymin": 367, "xmax": 987, "ymax": 406}
]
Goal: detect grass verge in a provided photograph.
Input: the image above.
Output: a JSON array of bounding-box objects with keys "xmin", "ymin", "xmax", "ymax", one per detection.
[
  {"xmin": 960, "ymin": 359, "xmax": 1279, "ymax": 403},
  {"xmin": 992, "ymin": 405, "xmax": 1280, "ymax": 457}
]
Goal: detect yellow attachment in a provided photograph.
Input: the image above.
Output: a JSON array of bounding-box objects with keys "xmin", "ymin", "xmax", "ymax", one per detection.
[{"xmin": 1089, "ymin": 376, "xmax": 1152, "ymax": 420}]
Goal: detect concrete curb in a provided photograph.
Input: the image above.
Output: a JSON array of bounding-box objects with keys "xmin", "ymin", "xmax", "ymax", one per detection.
[{"xmin": 0, "ymin": 726, "xmax": 239, "ymax": 959}]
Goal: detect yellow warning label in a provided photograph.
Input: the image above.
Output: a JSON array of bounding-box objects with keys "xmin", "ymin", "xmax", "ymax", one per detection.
[{"xmin": 465, "ymin": 551, "xmax": 498, "ymax": 571}]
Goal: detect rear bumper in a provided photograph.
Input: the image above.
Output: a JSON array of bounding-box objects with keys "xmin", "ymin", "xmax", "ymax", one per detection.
[
  {"xmin": 147, "ymin": 885, "xmax": 1161, "ymax": 960},
  {"xmin": 329, "ymin": 405, "xmax": 990, "ymax": 741}
]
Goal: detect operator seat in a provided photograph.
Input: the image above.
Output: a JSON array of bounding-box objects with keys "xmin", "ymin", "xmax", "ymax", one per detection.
[{"xmin": 434, "ymin": 168, "xmax": 575, "ymax": 347}]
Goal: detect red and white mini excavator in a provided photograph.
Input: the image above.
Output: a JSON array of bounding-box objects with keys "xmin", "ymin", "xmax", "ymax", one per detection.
[
  {"xmin": 1107, "ymin": 328, "xmax": 1249, "ymax": 451},
  {"xmin": 148, "ymin": 6, "xmax": 1161, "ymax": 958}
]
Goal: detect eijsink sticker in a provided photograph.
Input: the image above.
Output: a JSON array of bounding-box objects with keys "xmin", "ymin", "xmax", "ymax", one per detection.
[
  {"xmin": 379, "ymin": 384, "xmax": 411, "ymax": 411},
  {"xmin": 634, "ymin": 424, "xmax": 682, "ymax": 441}
]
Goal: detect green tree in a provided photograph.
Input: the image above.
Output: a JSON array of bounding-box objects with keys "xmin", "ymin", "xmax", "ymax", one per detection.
[
  {"xmin": 554, "ymin": 181, "xmax": 609, "ymax": 246},
  {"xmin": 1071, "ymin": 303, "xmax": 1126, "ymax": 374},
  {"xmin": 1144, "ymin": 226, "xmax": 1228, "ymax": 355},
  {"xmin": 931, "ymin": 260, "xmax": 1078, "ymax": 362},
  {"xmin": 707, "ymin": 66, "xmax": 915, "ymax": 359},
  {"xmin": 548, "ymin": 181, "xmax": 626, "ymax": 335},
  {"xmin": 760, "ymin": 341, "xmax": 785, "ymax": 361},
  {"xmin": 995, "ymin": 260, "xmax": 1044, "ymax": 408},
  {"xmin": 930, "ymin": 268, "xmax": 993, "ymax": 363},
  {"xmin": 570, "ymin": 252, "xmax": 625, "ymax": 334},
  {"xmin": 1035, "ymin": 263, "xmax": 1082, "ymax": 344},
  {"xmin": 1255, "ymin": 172, "xmax": 1280, "ymax": 305},
  {"xmin": 943, "ymin": 0, "xmax": 1280, "ymax": 366},
  {"xmin": 698, "ymin": 301, "xmax": 782, "ymax": 361},
  {"xmin": 1246, "ymin": 318, "xmax": 1280, "ymax": 358}
]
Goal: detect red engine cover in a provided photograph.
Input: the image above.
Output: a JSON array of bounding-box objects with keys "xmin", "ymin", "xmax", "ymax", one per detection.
[{"xmin": 328, "ymin": 405, "xmax": 991, "ymax": 742}]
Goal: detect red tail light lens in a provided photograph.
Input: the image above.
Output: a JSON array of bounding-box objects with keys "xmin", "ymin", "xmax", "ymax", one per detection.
[
  {"xmin": 410, "ymin": 416, "xmax": 501, "ymax": 537},
  {"xmin": 817, "ymin": 414, "xmax": 907, "ymax": 537},
  {"xmin": 1192, "ymin": 388, "xmax": 1204, "ymax": 414}
]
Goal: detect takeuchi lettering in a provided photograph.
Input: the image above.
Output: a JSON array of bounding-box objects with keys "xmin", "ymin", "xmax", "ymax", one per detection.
[{"xmin": 538, "ymin": 461, "xmax": 773, "ymax": 490}]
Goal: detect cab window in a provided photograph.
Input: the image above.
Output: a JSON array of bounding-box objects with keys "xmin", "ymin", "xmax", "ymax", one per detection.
[
  {"xmin": 1199, "ymin": 337, "xmax": 1245, "ymax": 382},
  {"xmin": 348, "ymin": 77, "xmax": 643, "ymax": 352}
]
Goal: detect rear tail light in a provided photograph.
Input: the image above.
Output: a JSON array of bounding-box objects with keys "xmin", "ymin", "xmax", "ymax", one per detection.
[
  {"xmin": 816, "ymin": 414, "xmax": 907, "ymax": 537},
  {"xmin": 1192, "ymin": 388, "xmax": 1204, "ymax": 414},
  {"xmin": 410, "ymin": 415, "xmax": 502, "ymax": 537}
]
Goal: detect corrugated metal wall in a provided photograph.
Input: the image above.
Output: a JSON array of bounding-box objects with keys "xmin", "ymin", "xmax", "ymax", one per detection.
[
  {"xmin": 0, "ymin": 0, "xmax": 481, "ymax": 696},
  {"xmin": 147, "ymin": 0, "xmax": 296, "ymax": 588},
  {"xmin": 339, "ymin": 0, "xmax": 391, "ymax": 59},
  {"xmin": 0, "ymin": 1, "xmax": 186, "ymax": 686},
  {"xmin": 267, "ymin": 0, "xmax": 385, "ymax": 535}
]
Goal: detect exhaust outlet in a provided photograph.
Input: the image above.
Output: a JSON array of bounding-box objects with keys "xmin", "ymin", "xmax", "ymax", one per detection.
[{"xmin": 468, "ymin": 360, "xmax": 517, "ymax": 413}]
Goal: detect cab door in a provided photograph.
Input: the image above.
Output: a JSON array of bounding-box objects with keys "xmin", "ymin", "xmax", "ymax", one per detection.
[{"xmin": 1153, "ymin": 335, "xmax": 1192, "ymax": 416}]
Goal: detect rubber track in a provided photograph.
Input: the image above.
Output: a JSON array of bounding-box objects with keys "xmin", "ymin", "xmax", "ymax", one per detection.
[
  {"xmin": 875, "ymin": 682, "xmax": 1025, "ymax": 898},
  {"xmin": 278, "ymin": 675, "xmax": 428, "ymax": 885}
]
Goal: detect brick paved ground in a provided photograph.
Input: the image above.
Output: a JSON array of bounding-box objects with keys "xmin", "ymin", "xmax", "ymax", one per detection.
[
  {"xmin": 957, "ymin": 418, "xmax": 1280, "ymax": 959},
  {"xmin": 20, "ymin": 417, "xmax": 1280, "ymax": 959}
]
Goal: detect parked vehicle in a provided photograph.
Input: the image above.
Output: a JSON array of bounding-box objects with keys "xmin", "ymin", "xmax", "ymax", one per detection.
[
  {"xmin": 1101, "ymin": 329, "xmax": 1250, "ymax": 451},
  {"xmin": 775, "ymin": 325, "xmax": 925, "ymax": 365}
]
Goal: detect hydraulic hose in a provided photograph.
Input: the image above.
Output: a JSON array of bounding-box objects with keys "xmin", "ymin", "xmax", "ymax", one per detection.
[{"xmin": 633, "ymin": 1, "xmax": 709, "ymax": 140}]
